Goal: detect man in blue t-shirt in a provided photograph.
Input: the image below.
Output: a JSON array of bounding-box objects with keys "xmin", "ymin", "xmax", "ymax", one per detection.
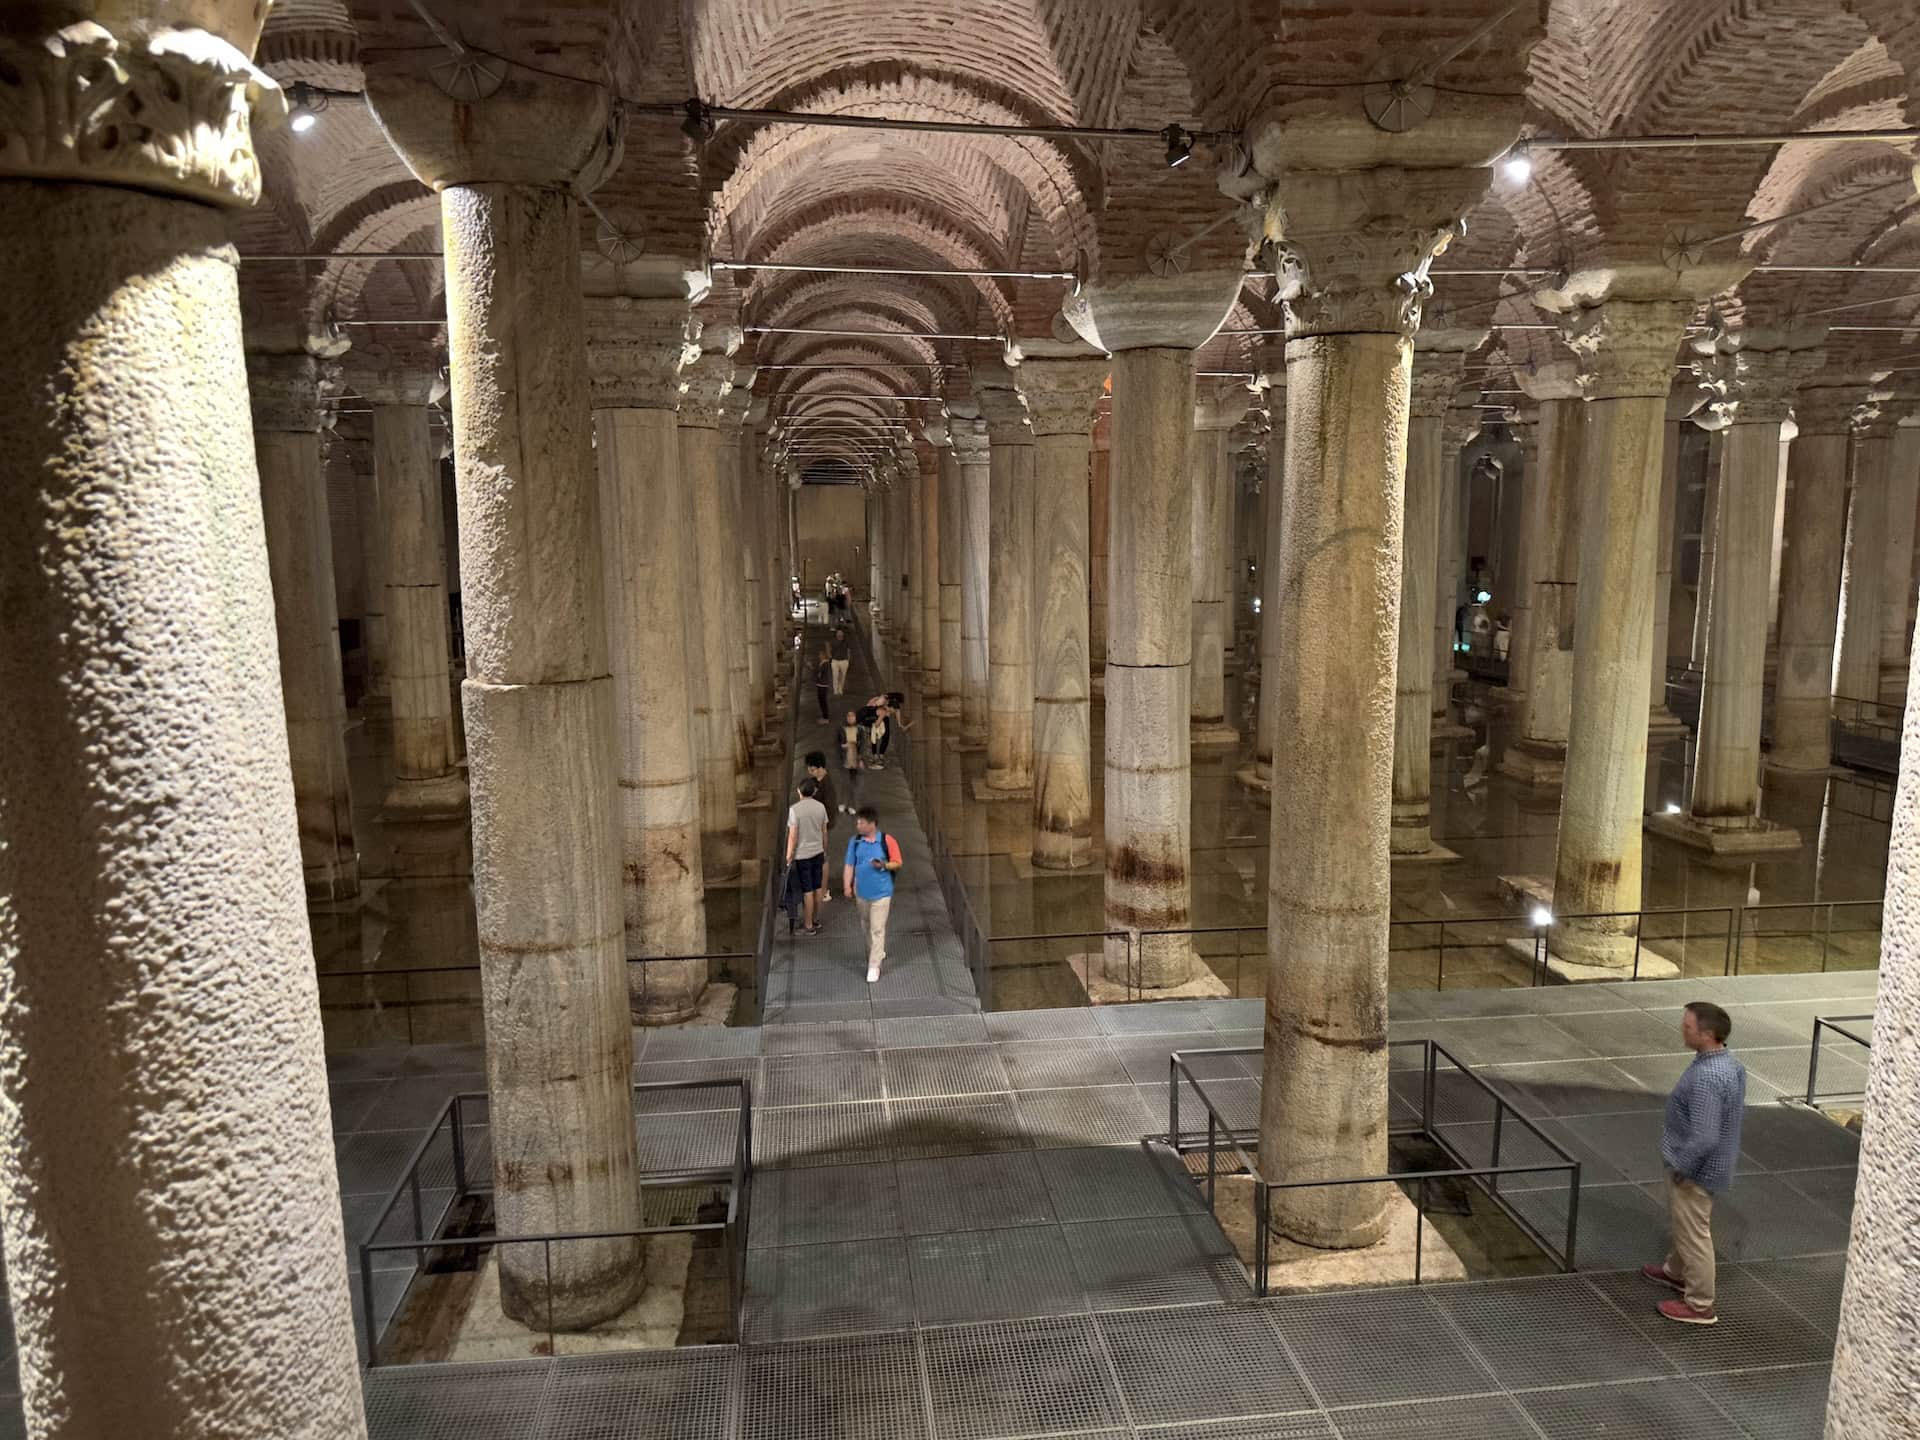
[{"xmin": 842, "ymin": 806, "xmax": 902, "ymax": 983}]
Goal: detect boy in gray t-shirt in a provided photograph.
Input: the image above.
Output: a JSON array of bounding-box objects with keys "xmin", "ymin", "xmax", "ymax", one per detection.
[{"xmin": 785, "ymin": 778, "xmax": 830, "ymax": 935}]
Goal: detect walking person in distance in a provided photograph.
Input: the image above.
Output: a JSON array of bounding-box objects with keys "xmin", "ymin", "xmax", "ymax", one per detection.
[
  {"xmin": 842, "ymin": 806, "xmax": 902, "ymax": 984},
  {"xmin": 813, "ymin": 644, "xmax": 833, "ymax": 724},
  {"xmin": 830, "ymin": 627, "xmax": 851, "ymax": 696},
  {"xmin": 1643, "ymin": 1000, "xmax": 1746, "ymax": 1325}
]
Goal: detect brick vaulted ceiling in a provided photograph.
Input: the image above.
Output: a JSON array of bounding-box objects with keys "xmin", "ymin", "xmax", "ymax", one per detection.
[{"xmin": 256, "ymin": 1, "xmax": 1920, "ymax": 469}]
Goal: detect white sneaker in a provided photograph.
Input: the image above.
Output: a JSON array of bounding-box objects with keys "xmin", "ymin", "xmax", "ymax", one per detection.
[{"xmin": 866, "ymin": 963, "xmax": 881, "ymax": 983}]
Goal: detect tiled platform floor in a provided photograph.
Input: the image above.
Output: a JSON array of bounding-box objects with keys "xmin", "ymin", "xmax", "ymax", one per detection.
[{"xmin": 350, "ymin": 965, "xmax": 1871, "ymax": 1438}]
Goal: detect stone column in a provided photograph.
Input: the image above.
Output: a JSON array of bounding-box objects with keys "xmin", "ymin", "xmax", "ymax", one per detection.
[
  {"xmin": 1690, "ymin": 435, "xmax": 1723, "ymax": 671},
  {"xmin": 1191, "ymin": 379, "xmax": 1253, "ymax": 745},
  {"xmin": 906, "ymin": 447, "xmax": 926, "ymax": 670},
  {"xmin": 1431, "ymin": 402, "xmax": 1480, "ymax": 740},
  {"xmin": 933, "ymin": 425, "xmax": 964, "ymax": 717},
  {"xmin": 1826, "ymin": 673, "xmax": 1920, "ymax": 1437},
  {"xmin": 1771, "ymin": 384, "xmax": 1857, "ymax": 771},
  {"xmin": 978, "ymin": 376, "xmax": 1037, "ymax": 793},
  {"xmin": 1499, "ymin": 366, "xmax": 1586, "ymax": 786},
  {"xmin": 586, "ymin": 296, "xmax": 708, "ymax": 1023},
  {"xmin": 1648, "ymin": 388, "xmax": 1695, "ymax": 740},
  {"xmin": 1253, "ymin": 164, "xmax": 1498, "ymax": 1249},
  {"xmin": 735, "ymin": 398, "xmax": 767, "ymax": 742},
  {"xmin": 1648, "ymin": 338, "xmax": 1808, "ymax": 856},
  {"xmin": 250, "ymin": 347, "xmax": 360, "ymax": 901},
  {"xmin": 747, "ymin": 412, "xmax": 776, "ymax": 736},
  {"xmin": 918, "ymin": 441, "xmax": 944, "ymax": 702},
  {"xmin": 1243, "ymin": 372, "xmax": 1287, "ymax": 792},
  {"xmin": 1393, "ymin": 347, "xmax": 1471, "ymax": 858},
  {"xmin": 1017, "ymin": 354, "xmax": 1109, "ymax": 869},
  {"xmin": 1836, "ymin": 404, "xmax": 1894, "ymax": 702},
  {"xmin": 354, "ymin": 349, "xmax": 472, "ymax": 863},
  {"xmin": 953, "ymin": 412, "xmax": 992, "ymax": 747},
  {"xmin": 1546, "ymin": 294, "xmax": 1699, "ymax": 979},
  {"xmin": 1090, "ymin": 415, "xmax": 1112, "ymax": 695},
  {"xmin": 721, "ymin": 378, "xmax": 760, "ymax": 795},
  {"xmin": 353, "ymin": 452, "xmax": 391, "ymax": 720},
  {"xmin": 680, "ymin": 348, "xmax": 745, "ymax": 877},
  {"xmin": 366, "ymin": 65, "xmax": 645, "ymax": 1325},
  {"xmin": 0, "ymin": 10, "xmax": 366, "ymax": 1430},
  {"xmin": 1878, "ymin": 411, "xmax": 1920, "ymax": 700}
]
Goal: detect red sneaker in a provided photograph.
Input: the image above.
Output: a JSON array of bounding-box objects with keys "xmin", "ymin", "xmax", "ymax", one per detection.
[
  {"xmin": 1641, "ymin": 1264, "xmax": 1684, "ymax": 1292},
  {"xmin": 1656, "ymin": 1298, "xmax": 1717, "ymax": 1326}
]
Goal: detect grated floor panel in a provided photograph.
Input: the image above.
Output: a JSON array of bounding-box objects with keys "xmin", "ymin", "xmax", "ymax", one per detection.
[
  {"xmin": 1693, "ymin": 1365, "xmax": 1836, "ymax": 1440},
  {"xmin": 531, "ymin": 1349, "xmax": 737, "ymax": 1440},
  {"xmin": 996, "ymin": 1038, "xmax": 1132, "ymax": 1091},
  {"xmin": 744, "ymin": 1236, "xmax": 916, "ymax": 1342},
  {"xmin": 1263, "ymin": 1288, "xmax": 1496, "ymax": 1408},
  {"xmin": 1016, "ymin": 1086, "xmax": 1156, "ymax": 1150},
  {"xmin": 889, "ymin": 1094, "xmax": 1032, "ymax": 1159},
  {"xmin": 741, "ymin": 1330, "xmax": 928, "ymax": 1440},
  {"xmin": 896, "ymin": 1151, "xmax": 1057, "ymax": 1234},
  {"xmin": 920, "ymin": 1314, "xmax": 1125, "ymax": 1440},
  {"xmin": 363, "ymin": 1360, "xmax": 552, "ymax": 1440},
  {"xmin": 1097, "ymin": 1305, "xmax": 1315, "ymax": 1426},
  {"xmin": 1037, "ymin": 1145, "xmax": 1205, "ymax": 1225},
  {"xmin": 908, "ymin": 1224, "xmax": 1088, "ymax": 1325},
  {"xmin": 1325, "ymin": 1393, "xmax": 1540, "ymax": 1440},
  {"xmin": 1432, "ymin": 1276, "xmax": 1677, "ymax": 1388},
  {"xmin": 1065, "ymin": 1214, "xmax": 1248, "ymax": 1311},
  {"xmin": 882, "ymin": 1045, "xmax": 1012, "ymax": 1101}
]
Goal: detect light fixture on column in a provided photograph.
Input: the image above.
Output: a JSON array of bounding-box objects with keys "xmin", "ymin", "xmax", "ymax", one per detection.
[
  {"xmin": 1162, "ymin": 124, "xmax": 1195, "ymax": 168},
  {"xmin": 682, "ymin": 98, "xmax": 716, "ymax": 144},
  {"xmin": 1500, "ymin": 145, "xmax": 1532, "ymax": 185},
  {"xmin": 287, "ymin": 82, "xmax": 326, "ymax": 134}
]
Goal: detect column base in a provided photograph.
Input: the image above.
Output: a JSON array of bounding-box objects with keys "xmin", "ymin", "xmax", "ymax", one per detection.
[
  {"xmin": 1389, "ymin": 840, "xmax": 1461, "ymax": 865},
  {"xmin": 383, "ymin": 770, "xmax": 472, "ymax": 823},
  {"xmin": 1066, "ymin": 949, "xmax": 1230, "ymax": 1005},
  {"xmin": 952, "ymin": 734, "xmax": 988, "ymax": 754},
  {"xmin": 1011, "ymin": 847, "xmax": 1100, "ymax": 878},
  {"xmin": 973, "ymin": 776, "xmax": 1032, "ymax": 802},
  {"xmin": 1643, "ymin": 811, "xmax": 1801, "ymax": 857},
  {"xmin": 304, "ymin": 861, "xmax": 361, "ymax": 905},
  {"xmin": 1234, "ymin": 762, "xmax": 1273, "ymax": 794},
  {"xmin": 937, "ymin": 695, "xmax": 961, "ymax": 717},
  {"xmin": 1430, "ymin": 720, "xmax": 1474, "ymax": 743},
  {"xmin": 1190, "ymin": 720, "xmax": 1242, "ymax": 747},
  {"xmin": 1498, "ymin": 741, "xmax": 1566, "ymax": 787},
  {"xmin": 702, "ymin": 857, "xmax": 763, "ymax": 892},
  {"xmin": 736, "ymin": 786, "xmax": 773, "ymax": 812},
  {"xmin": 1764, "ymin": 758, "xmax": 1842, "ymax": 779},
  {"xmin": 1499, "ymin": 935, "xmax": 1682, "ymax": 983},
  {"xmin": 1647, "ymin": 705, "xmax": 1691, "ymax": 742},
  {"xmin": 1211, "ymin": 1179, "xmax": 1467, "ymax": 1295}
]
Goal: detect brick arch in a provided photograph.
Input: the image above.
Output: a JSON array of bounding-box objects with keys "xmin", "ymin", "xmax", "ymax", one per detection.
[
  {"xmin": 742, "ymin": 214, "xmax": 1021, "ymax": 332},
  {"xmin": 314, "ymin": 191, "xmax": 443, "ymax": 319},
  {"xmin": 751, "ymin": 274, "xmax": 976, "ymax": 339},
  {"xmin": 703, "ymin": 67, "xmax": 1099, "ymax": 271}
]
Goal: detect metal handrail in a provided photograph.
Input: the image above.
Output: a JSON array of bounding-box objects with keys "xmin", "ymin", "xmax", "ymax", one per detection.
[
  {"xmin": 1806, "ymin": 1014, "xmax": 1874, "ymax": 1105},
  {"xmin": 358, "ymin": 1074, "xmax": 753, "ymax": 1364},
  {"xmin": 1164, "ymin": 1040, "xmax": 1581, "ymax": 1293}
]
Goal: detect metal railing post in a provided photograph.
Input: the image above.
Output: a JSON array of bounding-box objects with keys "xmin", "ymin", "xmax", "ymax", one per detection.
[
  {"xmin": 1489, "ymin": 1103, "xmax": 1505, "ymax": 1197},
  {"xmin": 1821, "ymin": 902, "xmax": 1833, "ymax": 973},
  {"xmin": 1206, "ymin": 1111, "xmax": 1218, "ymax": 1210},
  {"xmin": 1807, "ymin": 1021, "xmax": 1824, "ymax": 1105},
  {"xmin": 450, "ymin": 1096, "xmax": 468, "ymax": 1198},
  {"xmin": 1414, "ymin": 1176, "xmax": 1426, "ymax": 1284},
  {"xmin": 409, "ymin": 1170, "xmax": 425, "ymax": 1269},
  {"xmin": 1437, "ymin": 921, "xmax": 1447, "ymax": 992},
  {"xmin": 360, "ymin": 1246, "xmax": 379, "ymax": 1366},
  {"xmin": 1563, "ymin": 1163, "xmax": 1581, "ymax": 1270}
]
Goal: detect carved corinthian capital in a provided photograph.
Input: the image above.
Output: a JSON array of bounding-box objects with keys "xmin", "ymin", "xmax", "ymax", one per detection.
[
  {"xmin": 584, "ymin": 298, "xmax": 700, "ymax": 411},
  {"xmin": 1559, "ymin": 300, "xmax": 1693, "ymax": 401},
  {"xmin": 248, "ymin": 351, "xmax": 345, "ymax": 433},
  {"xmin": 1265, "ymin": 168, "xmax": 1490, "ymax": 341},
  {"xmin": 0, "ymin": 16, "xmax": 284, "ymax": 207},
  {"xmin": 949, "ymin": 416, "xmax": 991, "ymax": 467},
  {"xmin": 1013, "ymin": 357, "xmax": 1109, "ymax": 438},
  {"xmin": 678, "ymin": 352, "xmax": 735, "ymax": 429}
]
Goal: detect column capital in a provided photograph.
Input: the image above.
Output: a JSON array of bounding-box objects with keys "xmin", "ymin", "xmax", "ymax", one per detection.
[
  {"xmin": 247, "ymin": 347, "xmax": 347, "ymax": 433},
  {"xmin": 1558, "ymin": 299, "xmax": 1693, "ymax": 401},
  {"xmin": 1517, "ymin": 359, "xmax": 1588, "ymax": 404},
  {"xmin": 1194, "ymin": 375, "xmax": 1256, "ymax": 432},
  {"xmin": 345, "ymin": 335, "xmax": 444, "ymax": 408},
  {"xmin": 365, "ymin": 63, "xmax": 623, "ymax": 193},
  {"xmin": 718, "ymin": 369, "xmax": 757, "ymax": 435},
  {"xmin": 1013, "ymin": 356, "xmax": 1109, "ymax": 437},
  {"xmin": 679, "ymin": 352, "xmax": 736, "ymax": 429},
  {"xmin": 974, "ymin": 385, "xmax": 1032, "ymax": 446},
  {"xmin": 0, "ymin": 12, "xmax": 283, "ymax": 207},
  {"xmin": 584, "ymin": 298, "xmax": 699, "ymax": 411},
  {"xmin": 1853, "ymin": 390, "xmax": 1906, "ymax": 440},
  {"xmin": 949, "ymin": 415, "xmax": 991, "ymax": 467},
  {"xmin": 1264, "ymin": 167, "xmax": 1491, "ymax": 340},
  {"xmin": 1444, "ymin": 403, "xmax": 1482, "ymax": 453},
  {"xmin": 1703, "ymin": 338, "xmax": 1823, "ymax": 427},
  {"xmin": 1410, "ymin": 346, "xmax": 1474, "ymax": 419},
  {"xmin": 1791, "ymin": 383, "xmax": 1864, "ymax": 436}
]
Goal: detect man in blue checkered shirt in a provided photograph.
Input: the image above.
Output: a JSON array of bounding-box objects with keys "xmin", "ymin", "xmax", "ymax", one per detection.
[{"xmin": 1643, "ymin": 1000, "xmax": 1746, "ymax": 1325}]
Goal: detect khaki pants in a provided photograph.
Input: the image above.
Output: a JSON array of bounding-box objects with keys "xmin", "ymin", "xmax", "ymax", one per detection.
[
  {"xmin": 857, "ymin": 895, "xmax": 891, "ymax": 970},
  {"xmin": 1664, "ymin": 1170, "xmax": 1716, "ymax": 1310},
  {"xmin": 831, "ymin": 658, "xmax": 850, "ymax": 694}
]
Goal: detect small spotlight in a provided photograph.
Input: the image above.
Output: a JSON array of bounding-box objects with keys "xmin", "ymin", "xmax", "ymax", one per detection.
[
  {"xmin": 1251, "ymin": 596, "xmax": 1262, "ymax": 615},
  {"xmin": 1664, "ymin": 803, "xmax": 1683, "ymax": 815},
  {"xmin": 1162, "ymin": 123, "xmax": 1194, "ymax": 169},
  {"xmin": 287, "ymin": 81, "xmax": 325, "ymax": 134},
  {"xmin": 1530, "ymin": 907, "xmax": 1554, "ymax": 928},
  {"xmin": 1500, "ymin": 148, "xmax": 1532, "ymax": 185},
  {"xmin": 1475, "ymin": 589, "xmax": 1492, "ymax": 604}
]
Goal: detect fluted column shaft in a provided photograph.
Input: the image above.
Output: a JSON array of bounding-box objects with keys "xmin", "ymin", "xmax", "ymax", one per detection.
[
  {"xmin": 0, "ymin": 11, "xmax": 365, "ymax": 1424},
  {"xmin": 587, "ymin": 297, "xmax": 706, "ymax": 1023},
  {"xmin": 937, "ymin": 442, "xmax": 964, "ymax": 716}
]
